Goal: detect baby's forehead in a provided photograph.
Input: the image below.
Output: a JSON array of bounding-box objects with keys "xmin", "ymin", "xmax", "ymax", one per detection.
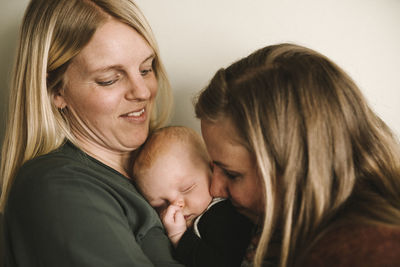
[
  {"xmin": 142, "ymin": 140, "xmax": 209, "ymax": 177},
  {"xmin": 136, "ymin": 128, "xmax": 207, "ymax": 166},
  {"xmin": 138, "ymin": 148, "xmax": 209, "ymax": 190},
  {"xmin": 156, "ymin": 141, "xmax": 208, "ymax": 171}
]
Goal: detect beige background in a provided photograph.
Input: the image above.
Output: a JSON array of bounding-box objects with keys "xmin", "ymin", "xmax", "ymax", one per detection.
[{"xmin": 1, "ymin": 0, "xmax": 399, "ymax": 153}]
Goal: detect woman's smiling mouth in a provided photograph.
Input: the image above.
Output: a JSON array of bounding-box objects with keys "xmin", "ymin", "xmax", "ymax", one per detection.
[
  {"xmin": 120, "ymin": 108, "xmax": 147, "ymax": 122},
  {"xmin": 126, "ymin": 108, "xmax": 145, "ymax": 117}
]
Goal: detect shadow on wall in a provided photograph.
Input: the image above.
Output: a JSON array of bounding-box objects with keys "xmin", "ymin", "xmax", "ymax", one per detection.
[{"xmin": 0, "ymin": 20, "xmax": 20, "ymax": 157}]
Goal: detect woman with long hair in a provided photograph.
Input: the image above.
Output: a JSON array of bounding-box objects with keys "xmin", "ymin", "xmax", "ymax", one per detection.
[
  {"xmin": 1, "ymin": 0, "xmax": 183, "ymax": 266},
  {"xmin": 195, "ymin": 43, "xmax": 400, "ymax": 266}
]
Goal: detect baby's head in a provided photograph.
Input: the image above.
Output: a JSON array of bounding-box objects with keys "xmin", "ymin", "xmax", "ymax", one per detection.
[{"xmin": 133, "ymin": 126, "xmax": 213, "ymax": 227}]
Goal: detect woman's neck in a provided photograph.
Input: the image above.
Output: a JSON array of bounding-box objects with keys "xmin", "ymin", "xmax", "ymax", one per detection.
[{"xmin": 75, "ymin": 138, "xmax": 133, "ymax": 178}]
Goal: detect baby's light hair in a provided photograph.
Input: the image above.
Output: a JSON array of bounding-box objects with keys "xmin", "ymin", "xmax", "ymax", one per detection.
[{"xmin": 133, "ymin": 126, "xmax": 210, "ymax": 179}]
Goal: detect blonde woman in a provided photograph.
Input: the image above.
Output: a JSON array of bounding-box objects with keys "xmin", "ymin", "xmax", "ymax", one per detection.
[
  {"xmin": 195, "ymin": 43, "xmax": 400, "ymax": 267},
  {"xmin": 0, "ymin": 0, "xmax": 183, "ymax": 266}
]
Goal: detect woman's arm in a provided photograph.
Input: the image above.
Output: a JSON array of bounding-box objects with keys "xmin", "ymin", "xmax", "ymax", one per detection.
[{"xmin": 4, "ymin": 159, "xmax": 184, "ymax": 267}]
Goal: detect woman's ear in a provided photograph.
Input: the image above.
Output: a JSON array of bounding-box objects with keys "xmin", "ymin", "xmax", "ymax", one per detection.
[{"xmin": 52, "ymin": 88, "xmax": 67, "ymax": 109}]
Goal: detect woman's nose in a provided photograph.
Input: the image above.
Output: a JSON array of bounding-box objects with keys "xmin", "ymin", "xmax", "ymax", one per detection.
[
  {"xmin": 210, "ymin": 172, "xmax": 229, "ymax": 198},
  {"xmin": 125, "ymin": 74, "xmax": 151, "ymax": 100}
]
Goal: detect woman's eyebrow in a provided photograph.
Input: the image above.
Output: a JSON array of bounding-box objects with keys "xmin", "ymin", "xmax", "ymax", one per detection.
[
  {"xmin": 90, "ymin": 65, "xmax": 123, "ymax": 74},
  {"xmin": 141, "ymin": 54, "xmax": 155, "ymax": 65}
]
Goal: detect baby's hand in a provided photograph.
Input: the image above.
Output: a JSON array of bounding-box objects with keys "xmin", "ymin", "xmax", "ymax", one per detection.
[{"xmin": 161, "ymin": 204, "xmax": 187, "ymax": 247}]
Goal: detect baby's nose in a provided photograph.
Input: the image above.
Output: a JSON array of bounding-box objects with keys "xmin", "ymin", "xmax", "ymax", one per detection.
[{"xmin": 174, "ymin": 199, "xmax": 184, "ymax": 208}]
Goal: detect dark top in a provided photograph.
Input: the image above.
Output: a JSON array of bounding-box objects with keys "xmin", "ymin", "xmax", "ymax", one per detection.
[
  {"xmin": 300, "ymin": 223, "xmax": 400, "ymax": 267},
  {"xmin": 3, "ymin": 142, "xmax": 184, "ymax": 267},
  {"xmin": 175, "ymin": 199, "xmax": 255, "ymax": 267}
]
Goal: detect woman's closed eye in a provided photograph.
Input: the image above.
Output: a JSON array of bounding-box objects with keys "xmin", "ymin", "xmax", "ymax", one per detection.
[
  {"xmin": 140, "ymin": 55, "xmax": 155, "ymax": 77},
  {"xmin": 211, "ymin": 162, "xmax": 241, "ymax": 180},
  {"xmin": 220, "ymin": 167, "xmax": 241, "ymax": 180},
  {"xmin": 96, "ymin": 74, "xmax": 121, "ymax": 86},
  {"xmin": 140, "ymin": 67, "xmax": 153, "ymax": 76}
]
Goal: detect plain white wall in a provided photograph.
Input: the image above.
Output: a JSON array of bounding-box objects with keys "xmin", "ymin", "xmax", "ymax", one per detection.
[
  {"xmin": 134, "ymin": 0, "xmax": 400, "ymax": 136},
  {"xmin": 1, "ymin": 0, "xmax": 399, "ymax": 149}
]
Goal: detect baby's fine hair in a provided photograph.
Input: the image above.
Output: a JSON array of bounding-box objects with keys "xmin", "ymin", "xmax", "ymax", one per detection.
[{"xmin": 133, "ymin": 126, "xmax": 210, "ymax": 177}]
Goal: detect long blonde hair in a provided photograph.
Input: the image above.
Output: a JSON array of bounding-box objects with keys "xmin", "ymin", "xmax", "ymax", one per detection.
[
  {"xmin": 0, "ymin": 0, "xmax": 172, "ymax": 211},
  {"xmin": 195, "ymin": 43, "xmax": 400, "ymax": 267}
]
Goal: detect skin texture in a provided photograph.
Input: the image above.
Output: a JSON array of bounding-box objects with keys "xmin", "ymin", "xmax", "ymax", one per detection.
[
  {"xmin": 53, "ymin": 19, "xmax": 157, "ymax": 177},
  {"xmin": 136, "ymin": 141, "xmax": 213, "ymax": 246},
  {"xmin": 201, "ymin": 118, "xmax": 265, "ymax": 224}
]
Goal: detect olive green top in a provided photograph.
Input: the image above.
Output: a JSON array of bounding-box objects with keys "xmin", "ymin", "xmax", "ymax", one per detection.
[{"xmin": 3, "ymin": 142, "xmax": 184, "ymax": 267}]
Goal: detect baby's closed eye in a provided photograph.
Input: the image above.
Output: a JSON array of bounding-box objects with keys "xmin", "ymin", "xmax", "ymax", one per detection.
[{"xmin": 181, "ymin": 183, "xmax": 196, "ymax": 193}]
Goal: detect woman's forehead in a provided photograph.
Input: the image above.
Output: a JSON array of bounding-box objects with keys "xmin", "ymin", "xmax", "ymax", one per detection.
[{"xmin": 71, "ymin": 19, "xmax": 153, "ymax": 74}]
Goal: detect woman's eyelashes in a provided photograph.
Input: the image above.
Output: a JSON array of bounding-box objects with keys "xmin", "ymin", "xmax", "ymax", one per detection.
[
  {"xmin": 95, "ymin": 66, "xmax": 152, "ymax": 87},
  {"xmin": 96, "ymin": 74, "xmax": 120, "ymax": 87},
  {"xmin": 222, "ymin": 169, "xmax": 240, "ymax": 180},
  {"xmin": 96, "ymin": 79, "xmax": 118, "ymax": 86},
  {"xmin": 210, "ymin": 163, "xmax": 240, "ymax": 180},
  {"xmin": 140, "ymin": 56, "xmax": 155, "ymax": 76},
  {"xmin": 140, "ymin": 67, "xmax": 153, "ymax": 76}
]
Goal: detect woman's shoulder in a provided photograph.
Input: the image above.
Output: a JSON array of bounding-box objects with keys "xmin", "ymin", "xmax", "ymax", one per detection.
[
  {"xmin": 6, "ymin": 143, "xmax": 157, "ymax": 236},
  {"xmin": 19, "ymin": 142, "xmax": 96, "ymax": 174},
  {"xmin": 301, "ymin": 223, "xmax": 400, "ymax": 267},
  {"xmin": 16, "ymin": 142, "xmax": 123, "ymax": 185},
  {"xmin": 9, "ymin": 142, "xmax": 139, "ymax": 210}
]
